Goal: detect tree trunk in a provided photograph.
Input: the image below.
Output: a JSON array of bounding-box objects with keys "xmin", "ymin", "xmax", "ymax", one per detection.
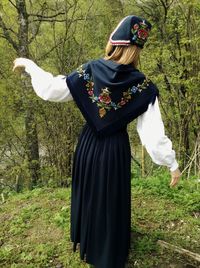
[{"xmin": 16, "ymin": 0, "xmax": 40, "ymax": 189}]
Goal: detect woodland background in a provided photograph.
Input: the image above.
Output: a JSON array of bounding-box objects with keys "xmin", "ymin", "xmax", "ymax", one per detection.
[
  {"xmin": 0, "ymin": 1, "xmax": 200, "ymax": 267},
  {"xmin": 0, "ymin": 0, "xmax": 200, "ymax": 192}
]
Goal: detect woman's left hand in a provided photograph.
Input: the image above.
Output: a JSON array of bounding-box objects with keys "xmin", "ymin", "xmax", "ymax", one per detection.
[{"xmin": 170, "ymin": 168, "xmax": 181, "ymax": 187}]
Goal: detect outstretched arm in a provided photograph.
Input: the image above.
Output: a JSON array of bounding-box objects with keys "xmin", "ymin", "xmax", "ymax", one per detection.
[
  {"xmin": 137, "ymin": 97, "xmax": 181, "ymax": 187},
  {"xmin": 13, "ymin": 58, "xmax": 73, "ymax": 102}
]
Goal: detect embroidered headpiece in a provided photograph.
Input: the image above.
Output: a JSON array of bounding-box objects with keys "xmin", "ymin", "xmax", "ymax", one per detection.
[{"xmin": 110, "ymin": 15, "xmax": 152, "ymax": 48}]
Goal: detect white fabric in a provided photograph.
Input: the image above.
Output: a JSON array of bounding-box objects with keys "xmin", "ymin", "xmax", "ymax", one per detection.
[
  {"xmin": 18, "ymin": 58, "xmax": 73, "ymax": 102},
  {"xmin": 137, "ymin": 98, "xmax": 179, "ymax": 171},
  {"xmin": 21, "ymin": 58, "xmax": 178, "ymax": 172}
]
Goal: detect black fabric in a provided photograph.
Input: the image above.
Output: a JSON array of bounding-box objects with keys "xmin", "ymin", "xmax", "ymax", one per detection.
[
  {"xmin": 68, "ymin": 58, "xmax": 159, "ymax": 267},
  {"xmin": 71, "ymin": 123, "xmax": 131, "ymax": 268},
  {"xmin": 66, "ymin": 58, "xmax": 159, "ymax": 136}
]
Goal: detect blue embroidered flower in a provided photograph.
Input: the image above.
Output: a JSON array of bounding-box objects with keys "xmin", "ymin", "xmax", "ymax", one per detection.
[
  {"xmin": 111, "ymin": 102, "xmax": 118, "ymax": 110},
  {"xmin": 83, "ymin": 73, "xmax": 90, "ymax": 81},
  {"xmin": 132, "ymin": 35, "xmax": 137, "ymax": 41},
  {"xmin": 131, "ymin": 86, "xmax": 138, "ymax": 93}
]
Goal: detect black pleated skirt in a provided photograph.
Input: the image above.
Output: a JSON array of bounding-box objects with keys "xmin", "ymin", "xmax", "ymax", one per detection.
[{"xmin": 70, "ymin": 123, "xmax": 131, "ymax": 268}]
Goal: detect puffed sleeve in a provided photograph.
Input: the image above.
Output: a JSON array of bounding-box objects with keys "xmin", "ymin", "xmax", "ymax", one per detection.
[
  {"xmin": 23, "ymin": 59, "xmax": 73, "ymax": 102},
  {"xmin": 137, "ymin": 97, "xmax": 179, "ymax": 172}
]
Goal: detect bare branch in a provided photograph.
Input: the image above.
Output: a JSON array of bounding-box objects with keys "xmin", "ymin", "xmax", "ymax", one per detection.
[
  {"xmin": 157, "ymin": 240, "xmax": 200, "ymax": 263},
  {"xmin": 0, "ymin": 34, "xmax": 6, "ymax": 39},
  {"xmin": 31, "ymin": 18, "xmax": 67, "ymax": 23},
  {"xmin": 37, "ymin": 40, "xmax": 64, "ymax": 61},
  {"xmin": 0, "ymin": 15, "xmax": 18, "ymax": 50},
  {"xmin": 8, "ymin": 0, "xmax": 18, "ymax": 9},
  {"xmin": 30, "ymin": 17, "xmax": 86, "ymax": 23},
  {"xmin": 28, "ymin": 1, "xmax": 47, "ymax": 43},
  {"xmin": 5, "ymin": 26, "xmax": 17, "ymax": 36},
  {"xmin": 28, "ymin": 21, "xmax": 42, "ymax": 44},
  {"xmin": 76, "ymin": 0, "xmax": 95, "ymax": 64},
  {"xmin": 29, "ymin": 12, "xmax": 65, "ymax": 19}
]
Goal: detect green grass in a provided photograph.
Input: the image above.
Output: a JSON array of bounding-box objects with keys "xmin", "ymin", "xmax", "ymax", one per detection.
[{"xmin": 0, "ymin": 173, "xmax": 199, "ymax": 268}]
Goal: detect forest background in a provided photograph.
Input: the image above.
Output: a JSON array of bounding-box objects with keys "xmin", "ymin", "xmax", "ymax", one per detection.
[
  {"xmin": 0, "ymin": 1, "xmax": 200, "ymax": 267},
  {"xmin": 0, "ymin": 0, "xmax": 199, "ymax": 192}
]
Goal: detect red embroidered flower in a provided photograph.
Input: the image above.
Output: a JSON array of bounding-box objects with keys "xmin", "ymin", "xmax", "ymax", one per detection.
[
  {"xmin": 88, "ymin": 90, "xmax": 94, "ymax": 96},
  {"xmin": 99, "ymin": 94, "xmax": 111, "ymax": 104},
  {"xmin": 120, "ymin": 99, "xmax": 126, "ymax": 106},
  {"xmin": 133, "ymin": 24, "xmax": 139, "ymax": 30},
  {"xmin": 138, "ymin": 29, "xmax": 149, "ymax": 40}
]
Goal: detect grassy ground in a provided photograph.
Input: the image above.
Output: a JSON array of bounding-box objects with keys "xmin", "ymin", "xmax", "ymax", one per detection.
[{"xmin": 0, "ymin": 172, "xmax": 199, "ymax": 268}]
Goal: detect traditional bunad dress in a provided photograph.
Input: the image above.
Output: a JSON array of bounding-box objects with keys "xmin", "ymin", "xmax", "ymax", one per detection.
[{"xmin": 18, "ymin": 15, "xmax": 178, "ymax": 268}]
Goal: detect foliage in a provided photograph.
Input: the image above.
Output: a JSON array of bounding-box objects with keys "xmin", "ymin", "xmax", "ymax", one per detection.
[
  {"xmin": 0, "ymin": 176, "xmax": 199, "ymax": 267},
  {"xmin": 132, "ymin": 172, "xmax": 200, "ymax": 213},
  {"xmin": 0, "ymin": 0, "xmax": 199, "ymax": 191}
]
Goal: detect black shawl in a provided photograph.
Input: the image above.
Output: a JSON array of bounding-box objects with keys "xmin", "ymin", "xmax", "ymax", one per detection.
[{"xmin": 66, "ymin": 58, "xmax": 159, "ymax": 136}]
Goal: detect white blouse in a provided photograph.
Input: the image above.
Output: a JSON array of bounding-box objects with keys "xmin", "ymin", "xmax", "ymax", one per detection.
[{"xmin": 23, "ymin": 59, "xmax": 178, "ymax": 172}]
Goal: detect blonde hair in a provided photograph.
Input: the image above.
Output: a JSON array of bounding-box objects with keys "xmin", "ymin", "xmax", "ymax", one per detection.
[{"xmin": 104, "ymin": 41, "xmax": 141, "ymax": 68}]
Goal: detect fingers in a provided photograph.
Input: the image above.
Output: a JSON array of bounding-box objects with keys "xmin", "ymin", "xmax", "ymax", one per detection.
[
  {"xmin": 170, "ymin": 176, "xmax": 180, "ymax": 187},
  {"xmin": 169, "ymin": 168, "xmax": 181, "ymax": 187},
  {"xmin": 12, "ymin": 58, "xmax": 26, "ymax": 72}
]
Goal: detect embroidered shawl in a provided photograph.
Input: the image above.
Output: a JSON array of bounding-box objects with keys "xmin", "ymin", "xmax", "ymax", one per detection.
[{"xmin": 66, "ymin": 58, "xmax": 159, "ymax": 135}]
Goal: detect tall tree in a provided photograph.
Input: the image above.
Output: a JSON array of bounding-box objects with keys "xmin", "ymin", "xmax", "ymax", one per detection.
[
  {"xmin": 135, "ymin": 0, "xmax": 200, "ymax": 174},
  {"xmin": 0, "ymin": 0, "xmax": 40, "ymax": 189}
]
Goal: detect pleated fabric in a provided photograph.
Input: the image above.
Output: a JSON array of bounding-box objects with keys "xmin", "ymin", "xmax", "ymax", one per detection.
[{"xmin": 70, "ymin": 123, "xmax": 131, "ymax": 268}]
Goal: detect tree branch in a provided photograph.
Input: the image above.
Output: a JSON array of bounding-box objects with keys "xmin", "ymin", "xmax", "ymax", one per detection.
[
  {"xmin": 30, "ymin": 17, "xmax": 86, "ymax": 23},
  {"xmin": 157, "ymin": 240, "xmax": 200, "ymax": 263},
  {"xmin": 31, "ymin": 18, "xmax": 67, "ymax": 23},
  {"xmin": 0, "ymin": 15, "xmax": 18, "ymax": 50},
  {"xmin": 28, "ymin": 22, "xmax": 41, "ymax": 44},
  {"xmin": 8, "ymin": 0, "xmax": 18, "ymax": 9},
  {"xmin": 28, "ymin": 1, "xmax": 47, "ymax": 43},
  {"xmin": 29, "ymin": 12, "xmax": 65, "ymax": 19},
  {"xmin": 37, "ymin": 40, "xmax": 64, "ymax": 61}
]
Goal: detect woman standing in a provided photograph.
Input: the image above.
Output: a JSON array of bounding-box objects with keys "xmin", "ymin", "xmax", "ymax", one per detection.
[{"xmin": 13, "ymin": 15, "xmax": 181, "ymax": 268}]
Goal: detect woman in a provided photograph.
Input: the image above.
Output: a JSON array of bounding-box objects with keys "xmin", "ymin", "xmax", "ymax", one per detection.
[{"xmin": 13, "ymin": 15, "xmax": 181, "ymax": 268}]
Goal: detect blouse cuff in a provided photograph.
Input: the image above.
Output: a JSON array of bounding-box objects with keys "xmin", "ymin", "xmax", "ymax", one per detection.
[{"xmin": 169, "ymin": 160, "xmax": 179, "ymax": 172}]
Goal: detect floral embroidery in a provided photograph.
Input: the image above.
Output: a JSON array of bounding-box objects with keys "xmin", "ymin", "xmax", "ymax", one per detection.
[
  {"xmin": 77, "ymin": 65, "xmax": 150, "ymax": 118},
  {"xmin": 131, "ymin": 20, "xmax": 150, "ymax": 47}
]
